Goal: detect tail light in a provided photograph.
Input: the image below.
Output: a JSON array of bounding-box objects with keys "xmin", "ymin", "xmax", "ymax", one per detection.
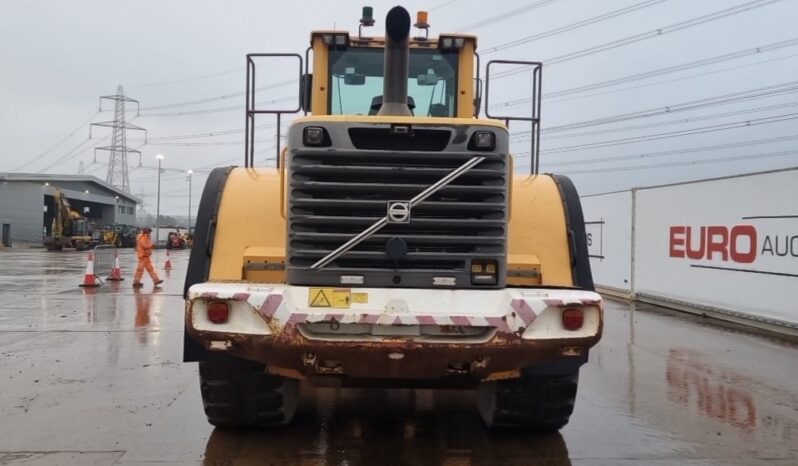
[
  {"xmin": 562, "ymin": 308, "xmax": 584, "ymax": 331},
  {"xmin": 207, "ymin": 301, "xmax": 230, "ymax": 324}
]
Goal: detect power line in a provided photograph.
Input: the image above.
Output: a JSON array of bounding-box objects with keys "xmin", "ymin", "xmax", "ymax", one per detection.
[
  {"xmin": 546, "ymin": 51, "xmax": 798, "ymax": 105},
  {"xmin": 539, "ymin": 112, "xmax": 798, "ymax": 155},
  {"xmin": 144, "ymin": 139, "xmax": 269, "ymax": 147},
  {"xmin": 126, "ymin": 67, "xmax": 243, "ymax": 88},
  {"xmin": 550, "ymin": 38, "xmax": 798, "ymax": 98},
  {"xmin": 12, "ymin": 109, "xmax": 101, "ymax": 171},
  {"xmin": 131, "ymin": 123, "xmax": 278, "ymax": 142},
  {"xmin": 36, "ymin": 137, "xmax": 108, "ymax": 173},
  {"xmin": 138, "ymin": 96, "xmax": 296, "ymax": 117},
  {"xmin": 139, "ymin": 91, "xmax": 246, "ymax": 111},
  {"xmin": 493, "ymin": 0, "xmax": 786, "ymax": 79},
  {"xmin": 126, "ymin": 154, "xmax": 276, "ymax": 184},
  {"xmin": 482, "ymin": 0, "xmax": 668, "ymax": 55},
  {"xmin": 493, "ymin": 38, "xmax": 798, "ymax": 108},
  {"xmin": 542, "ymin": 133, "xmax": 798, "ymax": 168},
  {"xmin": 430, "ymin": 0, "xmax": 464, "ymax": 11},
  {"xmin": 456, "ymin": 0, "xmax": 560, "ymax": 32},
  {"xmin": 513, "ymin": 101, "xmax": 798, "ymax": 141},
  {"xmin": 557, "ymin": 149, "xmax": 798, "ymax": 174},
  {"xmin": 139, "ymin": 80, "xmax": 295, "ymax": 111},
  {"xmin": 537, "ymin": 80, "xmax": 798, "ymax": 134}
]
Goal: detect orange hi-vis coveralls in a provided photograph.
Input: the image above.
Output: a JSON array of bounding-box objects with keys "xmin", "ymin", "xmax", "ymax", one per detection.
[{"xmin": 134, "ymin": 232, "xmax": 161, "ymax": 284}]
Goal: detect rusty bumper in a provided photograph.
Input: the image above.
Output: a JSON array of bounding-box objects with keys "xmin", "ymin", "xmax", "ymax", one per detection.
[{"xmin": 185, "ymin": 283, "xmax": 603, "ymax": 384}]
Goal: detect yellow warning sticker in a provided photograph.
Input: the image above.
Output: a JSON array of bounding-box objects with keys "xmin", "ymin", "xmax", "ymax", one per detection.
[
  {"xmin": 331, "ymin": 289, "xmax": 351, "ymax": 308},
  {"xmin": 352, "ymin": 292, "xmax": 368, "ymax": 304},
  {"xmin": 308, "ymin": 288, "xmax": 351, "ymax": 309}
]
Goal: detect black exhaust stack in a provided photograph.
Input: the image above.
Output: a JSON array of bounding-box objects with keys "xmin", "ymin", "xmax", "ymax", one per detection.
[{"xmin": 377, "ymin": 6, "xmax": 412, "ymax": 117}]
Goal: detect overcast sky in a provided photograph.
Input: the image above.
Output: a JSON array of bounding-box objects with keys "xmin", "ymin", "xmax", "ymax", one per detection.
[{"xmin": 2, "ymin": 0, "xmax": 797, "ymax": 216}]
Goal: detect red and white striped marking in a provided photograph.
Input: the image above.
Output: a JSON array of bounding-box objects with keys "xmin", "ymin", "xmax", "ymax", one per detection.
[{"xmin": 188, "ymin": 283, "xmax": 602, "ymax": 337}]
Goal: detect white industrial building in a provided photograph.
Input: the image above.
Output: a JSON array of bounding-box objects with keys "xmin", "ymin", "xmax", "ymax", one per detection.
[{"xmin": 0, "ymin": 173, "xmax": 140, "ymax": 247}]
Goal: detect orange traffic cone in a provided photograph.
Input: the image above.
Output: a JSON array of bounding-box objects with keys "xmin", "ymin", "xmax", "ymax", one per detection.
[
  {"xmin": 107, "ymin": 251, "xmax": 124, "ymax": 281},
  {"xmin": 79, "ymin": 252, "xmax": 101, "ymax": 288},
  {"xmin": 164, "ymin": 250, "xmax": 173, "ymax": 271}
]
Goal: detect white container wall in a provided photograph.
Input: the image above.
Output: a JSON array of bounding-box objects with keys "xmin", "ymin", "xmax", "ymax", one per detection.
[
  {"xmin": 581, "ymin": 168, "xmax": 798, "ymax": 329},
  {"xmin": 581, "ymin": 191, "xmax": 633, "ymax": 293}
]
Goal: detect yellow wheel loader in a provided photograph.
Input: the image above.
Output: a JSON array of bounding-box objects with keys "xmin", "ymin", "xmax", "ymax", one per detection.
[
  {"xmin": 184, "ymin": 6, "xmax": 602, "ymax": 430},
  {"xmin": 99, "ymin": 224, "xmax": 136, "ymax": 248}
]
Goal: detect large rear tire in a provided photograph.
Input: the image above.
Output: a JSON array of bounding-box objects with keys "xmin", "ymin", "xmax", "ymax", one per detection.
[
  {"xmin": 477, "ymin": 372, "xmax": 579, "ymax": 431},
  {"xmin": 199, "ymin": 358, "xmax": 299, "ymax": 428}
]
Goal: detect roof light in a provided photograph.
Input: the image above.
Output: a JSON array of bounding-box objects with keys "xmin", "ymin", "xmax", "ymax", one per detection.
[
  {"xmin": 360, "ymin": 6, "xmax": 375, "ymax": 26},
  {"xmin": 415, "ymin": 11, "xmax": 429, "ymax": 29},
  {"xmin": 359, "ymin": 6, "xmax": 375, "ymax": 38}
]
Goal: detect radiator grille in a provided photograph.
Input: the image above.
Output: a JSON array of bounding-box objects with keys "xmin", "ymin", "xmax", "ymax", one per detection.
[{"xmin": 287, "ymin": 148, "xmax": 509, "ymax": 288}]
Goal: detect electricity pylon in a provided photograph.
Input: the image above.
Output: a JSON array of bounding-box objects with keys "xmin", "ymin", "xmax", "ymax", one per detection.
[{"xmin": 89, "ymin": 85, "xmax": 146, "ymax": 192}]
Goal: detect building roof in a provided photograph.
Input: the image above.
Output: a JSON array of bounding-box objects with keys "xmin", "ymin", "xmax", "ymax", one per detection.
[{"xmin": 0, "ymin": 173, "xmax": 142, "ymax": 204}]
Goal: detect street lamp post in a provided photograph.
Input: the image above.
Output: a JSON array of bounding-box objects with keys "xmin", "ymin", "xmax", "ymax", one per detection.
[
  {"xmin": 187, "ymin": 170, "xmax": 193, "ymax": 232},
  {"xmin": 156, "ymin": 154, "xmax": 164, "ymax": 244}
]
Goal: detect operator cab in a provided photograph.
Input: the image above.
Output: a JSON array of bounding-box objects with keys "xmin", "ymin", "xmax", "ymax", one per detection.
[
  {"xmin": 243, "ymin": 6, "xmax": 541, "ymax": 172},
  {"xmin": 305, "ymin": 8, "xmax": 479, "ymax": 119}
]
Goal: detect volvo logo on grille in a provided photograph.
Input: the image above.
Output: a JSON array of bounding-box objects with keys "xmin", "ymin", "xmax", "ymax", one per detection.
[{"xmin": 387, "ymin": 201, "xmax": 411, "ymax": 224}]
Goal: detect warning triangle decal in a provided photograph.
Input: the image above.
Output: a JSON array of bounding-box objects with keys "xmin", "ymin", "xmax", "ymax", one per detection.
[{"xmin": 310, "ymin": 289, "xmax": 332, "ymax": 307}]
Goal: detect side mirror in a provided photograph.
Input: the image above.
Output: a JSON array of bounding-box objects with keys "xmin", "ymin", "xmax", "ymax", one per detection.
[
  {"xmin": 473, "ymin": 77, "xmax": 482, "ymax": 117},
  {"xmin": 300, "ymin": 73, "xmax": 313, "ymax": 112},
  {"xmin": 344, "ymin": 73, "xmax": 366, "ymax": 85}
]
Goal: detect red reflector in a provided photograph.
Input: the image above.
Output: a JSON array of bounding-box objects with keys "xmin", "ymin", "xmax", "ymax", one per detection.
[
  {"xmin": 562, "ymin": 308, "xmax": 584, "ymax": 331},
  {"xmin": 207, "ymin": 301, "xmax": 230, "ymax": 324}
]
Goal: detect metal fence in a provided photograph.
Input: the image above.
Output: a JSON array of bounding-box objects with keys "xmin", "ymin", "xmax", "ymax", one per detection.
[{"xmin": 94, "ymin": 245, "xmax": 116, "ymax": 278}]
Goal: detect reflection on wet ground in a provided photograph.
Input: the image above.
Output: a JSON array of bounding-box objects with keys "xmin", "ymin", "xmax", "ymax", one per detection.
[
  {"xmin": 0, "ymin": 249, "xmax": 796, "ymax": 465},
  {"xmin": 204, "ymin": 389, "xmax": 571, "ymax": 466},
  {"xmin": 666, "ymin": 348, "xmax": 757, "ymax": 431}
]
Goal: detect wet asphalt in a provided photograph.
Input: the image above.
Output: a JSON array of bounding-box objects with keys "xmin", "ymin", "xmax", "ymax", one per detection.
[{"xmin": 0, "ymin": 248, "xmax": 796, "ymax": 465}]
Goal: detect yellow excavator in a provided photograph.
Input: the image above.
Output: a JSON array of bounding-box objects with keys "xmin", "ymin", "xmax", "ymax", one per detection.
[
  {"xmin": 183, "ymin": 6, "xmax": 602, "ymax": 430},
  {"xmin": 44, "ymin": 189, "xmax": 95, "ymax": 251}
]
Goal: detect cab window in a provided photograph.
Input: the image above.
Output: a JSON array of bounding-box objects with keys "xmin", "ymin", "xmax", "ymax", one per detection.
[{"xmin": 328, "ymin": 47, "xmax": 458, "ymax": 117}]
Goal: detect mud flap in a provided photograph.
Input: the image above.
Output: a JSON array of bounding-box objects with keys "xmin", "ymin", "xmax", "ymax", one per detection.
[
  {"xmin": 183, "ymin": 166, "xmax": 235, "ymax": 362},
  {"xmin": 551, "ymin": 174, "xmax": 594, "ymax": 291},
  {"xmin": 518, "ymin": 174, "xmax": 595, "ymax": 377}
]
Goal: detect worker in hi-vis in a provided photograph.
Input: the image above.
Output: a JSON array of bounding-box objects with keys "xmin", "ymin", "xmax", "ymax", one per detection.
[{"xmin": 133, "ymin": 227, "xmax": 163, "ymax": 288}]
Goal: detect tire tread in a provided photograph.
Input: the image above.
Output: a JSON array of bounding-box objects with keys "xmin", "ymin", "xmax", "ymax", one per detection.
[
  {"xmin": 198, "ymin": 359, "xmax": 298, "ymax": 428},
  {"xmin": 478, "ymin": 372, "xmax": 580, "ymax": 431}
]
